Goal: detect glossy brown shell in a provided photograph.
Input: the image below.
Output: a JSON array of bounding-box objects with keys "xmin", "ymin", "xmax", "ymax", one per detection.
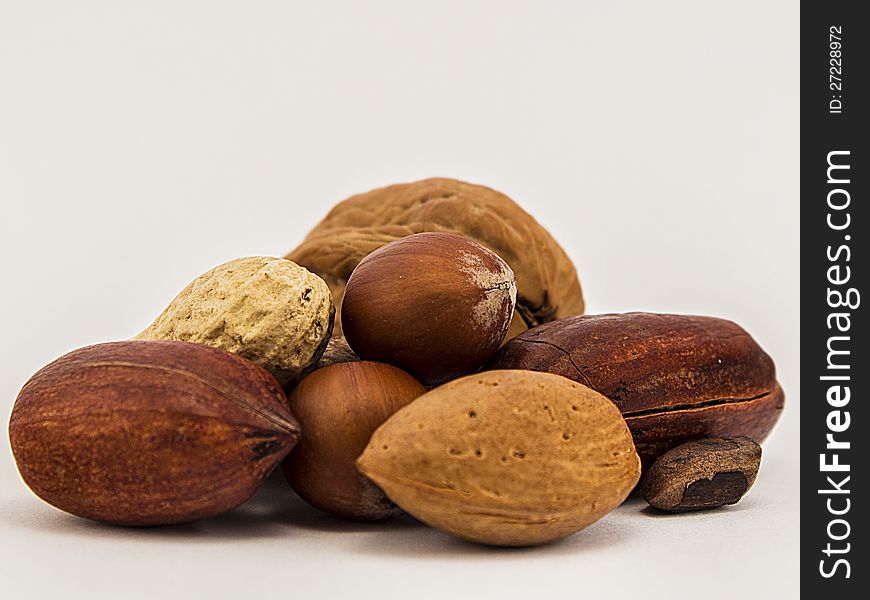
[
  {"xmin": 282, "ymin": 361, "xmax": 425, "ymax": 520},
  {"xmin": 9, "ymin": 340, "xmax": 300, "ymax": 525},
  {"xmin": 486, "ymin": 313, "xmax": 784, "ymax": 464},
  {"xmin": 341, "ymin": 232, "xmax": 516, "ymax": 385}
]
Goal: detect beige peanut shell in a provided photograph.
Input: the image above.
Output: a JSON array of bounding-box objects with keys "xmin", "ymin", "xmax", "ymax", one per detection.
[
  {"xmin": 137, "ymin": 256, "xmax": 334, "ymax": 387},
  {"xmin": 357, "ymin": 370, "xmax": 640, "ymax": 547}
]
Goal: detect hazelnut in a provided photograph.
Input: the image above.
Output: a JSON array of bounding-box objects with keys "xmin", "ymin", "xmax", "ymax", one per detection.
[
  {"xmin": 286, "ymin": 177, "xmax": 585, "ymax": 340},
  {"xmin": 341, "ymin": 232, "xmax": 517, "ymax": 386},
  {"xmin": 281, "ymin": 361, "xmax": 425, "ymax": 520}
]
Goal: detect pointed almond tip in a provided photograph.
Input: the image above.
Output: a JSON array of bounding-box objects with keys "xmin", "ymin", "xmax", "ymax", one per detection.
[
  {"xmin": 355, "ymin": 447, "xmax": 376, "ymax": 478},
  {"xmin": 355, "ymin": 451, "xmax": 368, "ymax": 474}
]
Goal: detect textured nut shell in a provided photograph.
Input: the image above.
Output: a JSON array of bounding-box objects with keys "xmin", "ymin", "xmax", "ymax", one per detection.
[
  {"xmin": 487, "ymin": 313, "xmax": 784, "ymax": 464},
  {"xmin": 282, "ymin": 362, "xmax": 425, "ymax": 520},
  {"xmin": 315, "ymin": 337, "xmax": 360, "ymax": 369},
  {"xmin": 136, "ymin": 256, "xmax": 334, "ymax": 387},
  {"xmin": 342, "ymin": 232, "xmax": 517, "ymax": 385},
  {"xmin": 9, "ymin": 341, "xmax": 300, "ymax": 526},
  {"xmin": 286, "ymin": 178, "xmax": 584, "ymax": 339},
  {"xmin": 641, "ymin": 437, "xmax": 762, "ymax": 511},
  {"xmin": 357, "ymin": 370, "xmax": 640, "ymax": 546}
]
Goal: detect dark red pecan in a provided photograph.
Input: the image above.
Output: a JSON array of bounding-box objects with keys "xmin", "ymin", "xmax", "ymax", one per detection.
[
  {"xmin": 9, "ymin": 340, "xmax": 300, "ymax": 525},
  {"xmin": 486, "ymin": 313, "xmax": 784, "ymax": 464}
]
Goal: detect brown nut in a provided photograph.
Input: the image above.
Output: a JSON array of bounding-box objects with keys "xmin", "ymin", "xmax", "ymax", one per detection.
[
  {"xmin": 641, "ymin": 437, "xmax": 762, "ymax": 511},
  {"xmin": 137, "ymin": 256, "xmax": 334, "ymax": 387},
  {"xmin": 357, "ymin": 370, "xmax": 641, "ymax": 547},
  {"xmin": 8, "ymin": 340, "xmax": 300, "ymax": 526},
  {"xmin": 487, "ymin": 313, "xmax": 784, "ymax": 465},
  {"xmin": 282, "ymin": 361, "xmax": 425, "ymax": 520},
  {"xmin": 341, "ymin": 232, "xmax": 516, "ymax": 386},
  {"xmin": 286, "ymin": 177, "xmax": 584, "ymax": 340}
]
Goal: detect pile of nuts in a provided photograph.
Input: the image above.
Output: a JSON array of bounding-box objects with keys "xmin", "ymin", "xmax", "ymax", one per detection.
[{"xmin": 8, "ymin": 177, "xmax": 784, "ymax": 547}]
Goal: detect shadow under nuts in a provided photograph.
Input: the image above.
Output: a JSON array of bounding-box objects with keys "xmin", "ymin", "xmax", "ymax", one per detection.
[
  {"xmin": 357, "ymin": 370, "xmax": 641, "ymax": 547},
  {"xmin": 282, "ymin": 361, "xmax": 425, "ymax": 520},
  {"xmin": 487, "ymin": 313, "xmax": 784, "ymax": 464},
  {"xmin": 341, "ymin": 232, "xmax": 517, "ymax": 386},
  {"xmin": 137, "ymin": 256, "xmax": 334, "ymax": 388},
  {"xmin": 641, "ymin": 437, "xmax": 762, "ymax": 511},
  {"xmin": 9, "ymin": 340, "xmax": 300, "ymax": 526},
  {"xmin": 286, "ymin": 177, "xmax": 585, "ymax": 341}
]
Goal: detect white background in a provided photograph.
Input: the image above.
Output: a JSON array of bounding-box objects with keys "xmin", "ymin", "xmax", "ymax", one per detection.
[{"xmin": 0, "ymin": 2, "xmax": 799, "ymax": 598}]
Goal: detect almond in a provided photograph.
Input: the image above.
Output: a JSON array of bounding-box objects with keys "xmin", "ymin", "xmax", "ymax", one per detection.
[{"xmin": 357, "ymin": 369, "xmax": 640, "ymax": 546}]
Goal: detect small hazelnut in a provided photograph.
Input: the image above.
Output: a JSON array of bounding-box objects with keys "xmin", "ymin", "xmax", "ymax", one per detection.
[
  {"xmin": 341, "ymin": 232, "xmax": 517, "ymax": 385},
  {"xmin": 285, "ymin": 177, "xmax": 586, "ymax": 339},
  {"xmin": 281, "ymin": 361, "xmax": 425, "ymax": 520}
]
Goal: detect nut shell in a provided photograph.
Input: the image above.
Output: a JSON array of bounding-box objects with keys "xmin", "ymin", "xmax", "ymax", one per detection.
[
  {"xmin": 282, "ymin": 361, "xmax": 425, "ymax": 520},
  {"xmin": 137, "ymin": 256, "xmax": 334, "ymax": 387},
  {"xmin": 357, "ymin": 370, "xmax": 640, "ymax": 546},
  {"xmin": 9, "ymin": 340, "xmax": 300, "ymax": 526},
  {"xmin": 487, "ymin": 312, "xmax": 784, "ymax": 464},
  {"xmin": 287, "ymin": 177, "xmax": 584, "ymax": 340},
  {"xmin": 315, "ymin": 336, "xmax": 360, "ymax": 369},
  {"xmin": 641, "ymin": 437, "xmax": 762, "ymax": 511},
  {"xmin": 342, "ymin": 232, "xmax": 517, "ymax": 385}
]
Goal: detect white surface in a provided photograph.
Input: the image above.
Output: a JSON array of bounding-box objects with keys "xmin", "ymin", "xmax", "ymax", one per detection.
[{"xmin": 0, "ymin": 2, "xmax": 798, "ymax": 599}]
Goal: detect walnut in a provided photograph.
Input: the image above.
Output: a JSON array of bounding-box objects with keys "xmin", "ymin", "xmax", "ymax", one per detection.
[{"xmin": 286, "ymin": 178, "xmax": 584, "ymax": 339}]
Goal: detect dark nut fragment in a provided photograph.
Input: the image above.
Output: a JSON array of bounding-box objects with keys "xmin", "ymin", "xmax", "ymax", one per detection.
[
  {"xmin": 641, "ymin": 437, "xmax": 762, "ymax": 512},
  {"xmin": 315, "ymin": 336, "xmax": 360, "ymax": 369}
]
